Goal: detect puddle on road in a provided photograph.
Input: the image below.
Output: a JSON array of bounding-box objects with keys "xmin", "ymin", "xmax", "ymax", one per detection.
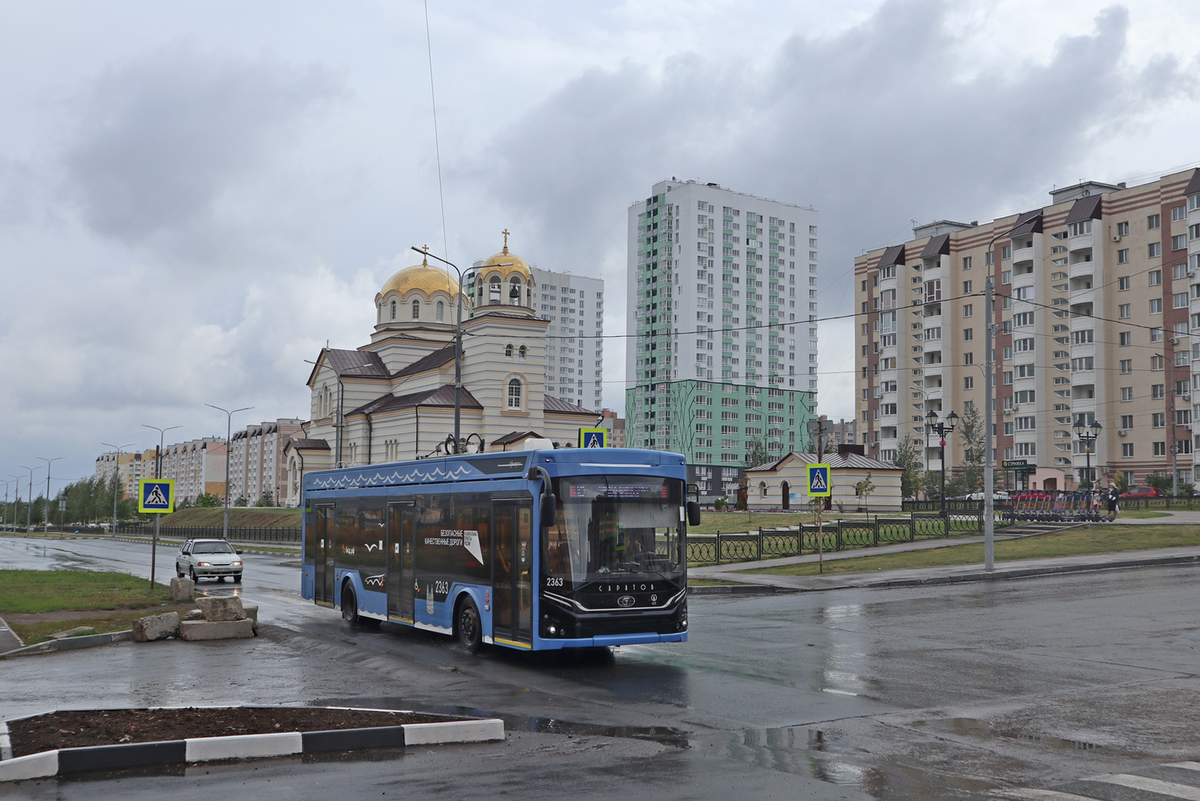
[{"xmin": 917, "ymin": 717, "xmax": 1104, "ymax": 752}]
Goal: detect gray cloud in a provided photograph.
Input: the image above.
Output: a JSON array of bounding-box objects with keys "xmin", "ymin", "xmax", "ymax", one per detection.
[{"xmin": 62, "ymin": 45, "xmax": 342, "ymax": 253}]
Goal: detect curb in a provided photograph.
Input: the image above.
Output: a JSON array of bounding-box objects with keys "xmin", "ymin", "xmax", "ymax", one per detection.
[
  {"xmin": 0, "ymin": 707, "xmax": 504, "ymax": 782},
  {"xmin": 0, "ymin": 630, "xmax": 133, "ymax": 659},
  {"xmin": 690, "ymin": 552, "xmax": 1200, "ymax": 595}
]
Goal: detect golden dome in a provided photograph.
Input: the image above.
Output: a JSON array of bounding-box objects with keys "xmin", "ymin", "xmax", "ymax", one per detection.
[
  {"xmin": 379, "ymin": 254, "xmax": 462, "ymax": 299},
  {"xmin": 477, "ymin": 229, "xmax": 532, "ymax": 282}
]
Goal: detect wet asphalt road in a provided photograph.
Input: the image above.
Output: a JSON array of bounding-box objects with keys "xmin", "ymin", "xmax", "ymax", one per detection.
[{"xmin": 1, "ymin": 537, "xmax": 1199, "ymax": 799}]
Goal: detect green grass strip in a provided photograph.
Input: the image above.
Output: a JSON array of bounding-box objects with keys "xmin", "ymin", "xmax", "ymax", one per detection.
[{"xmin": 0, "ymin": 570, "xmax": 172, "ymax": 614}]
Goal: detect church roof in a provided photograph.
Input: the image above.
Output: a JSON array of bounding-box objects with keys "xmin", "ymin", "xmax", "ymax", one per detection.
[
  {"xmin": 392, "ymin": 344, "xmax": 456, "ymax": 379},
  {"xmin": 309, "ymin": 348, "xmax": 390, "ymax": 383},
  {"xmin": 746, "ymin": 451, "xmax": 901, "ymax": 472},
  {"xmin": 379, "ymin": 254, "xmax": 463, "ymax": 300},
  {"xmin": 544, "ymin": 395, "xmax": 596, "ymax": 415},
  {"xmin": 286, "ymin": 438, "xmax": 331, "ymax": 451},
  {"xmin": 477, "ymin": 230, "xmax": 532, "ymax": 284},
  {"xmin": 348, "ymin": 385, "xmax": 483, "ymax": 416},
  {"xmin": 491, "ymin": 430, "xmax": 544, "ymax": 446}
]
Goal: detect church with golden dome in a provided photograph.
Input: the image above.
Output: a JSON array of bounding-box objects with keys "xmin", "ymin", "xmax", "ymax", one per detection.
[{"xmin": 284, "ymin": 233, "xmax": 597, "ymax": 504}]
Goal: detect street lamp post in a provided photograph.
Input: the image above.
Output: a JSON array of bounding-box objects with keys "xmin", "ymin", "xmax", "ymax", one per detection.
[
  {"xmin": 925, "ymin": 409, "xmax": 958, "ymax": 519},
  {"xmin": 35, "ymin": 456, "xmax": 65, "ymax": 532},
  {"xmin": 1, "ymin": 478, "xmax": 14, "ymax": 533},
  {"xmin": 142, "ymin": 423, "xmax": 182, "ymax": 588},
  {"xmin": 19, "ymin": 466, "xmax": 39, "ymax": 532},
  {"xmin": 414, "ymin": 245, "xmax": 510, "ymax": 454},
  {"xmin": 101, "ymin": 442, "xmax": 133, "ymax": 535},
  {"xmin": 1072, "ymin": 419, "xmax": 1102, "ymax": 491},
  {"xmin": 205, "ymin": 404, "xmax": 253, "ymax": 541},
  {"xmin": 7, "ymin": 475, "xmax": 24, "ymax": 533}
]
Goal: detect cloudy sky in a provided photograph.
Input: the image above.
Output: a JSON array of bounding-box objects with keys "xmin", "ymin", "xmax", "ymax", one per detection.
[{"xmin": 3, "ymin": 0, "xmax": 1200, "ymax": 495}]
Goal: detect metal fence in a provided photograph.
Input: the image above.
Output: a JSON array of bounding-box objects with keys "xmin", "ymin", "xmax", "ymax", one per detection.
[
  {"xmin": 113, "ymin": 524, "xmax": 301, "ymax": 543},
  {"xmin": 688, "ymin": 511, "xmax": 1009, "ymax": 565}
]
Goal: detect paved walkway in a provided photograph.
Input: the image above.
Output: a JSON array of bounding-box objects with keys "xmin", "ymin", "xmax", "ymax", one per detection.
[
  {"xmin": 0, "ymin": 615, "xmax": 23, "ymax": 653},
  {"xmin": 691, "ymin": 511, "xmax": 1200, "ymax": 593}
]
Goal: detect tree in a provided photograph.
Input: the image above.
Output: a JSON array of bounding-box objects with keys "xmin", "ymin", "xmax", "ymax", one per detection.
[
  {"xmin": 854, "ymin": 472, "xmax": 876, "ymax": 513},
  {"xmin": 194, "ymin": 492, "xmax": 221, "ymax": 508},
  {"xmin": 893, "ymin": 435, "xmax": 925, "ymax": 499},
  {"xmin": 255, "ymin": 491, "xmax": 275, "ymax": 507},
  {"xmin": 957, "ymin": 401, "xmax": 985, "ymax": 493},
  {"xmin": 743, "ymin": 437, "xmax": 772, "ymax": 469},
  {"xmin": 234, "ymin": 495, "xmax": 249, "ymax": 507}
]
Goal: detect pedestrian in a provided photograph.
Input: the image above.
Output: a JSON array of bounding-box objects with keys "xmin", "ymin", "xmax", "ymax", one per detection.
[{"xmin": 1106, "ymin": 482, "xmax": 1120, "ymax": 519}]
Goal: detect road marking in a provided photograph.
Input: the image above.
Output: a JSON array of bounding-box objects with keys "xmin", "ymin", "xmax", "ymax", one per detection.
[
  {"xmin": 1167, "ymin": 762, "xmax": 1200, "ymax": 773},
  {"xmin": 1000, "ymin": 790, "xmax": 1097, "ymax": 800},
  {"xmin": 1088, "ymin": 773, "xmax": 1200, "ymax": 799}
]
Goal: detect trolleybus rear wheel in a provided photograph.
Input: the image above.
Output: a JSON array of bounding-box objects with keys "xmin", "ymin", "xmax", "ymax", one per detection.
[{"xmin": 456, "ymin": 597, "xmax": 482, "ymax": 653}]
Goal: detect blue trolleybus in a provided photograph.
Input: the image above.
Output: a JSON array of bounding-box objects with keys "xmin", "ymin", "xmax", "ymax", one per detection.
[{"xmin": 300, "ymin": 448, "xmax": 699, "ymax": 652}]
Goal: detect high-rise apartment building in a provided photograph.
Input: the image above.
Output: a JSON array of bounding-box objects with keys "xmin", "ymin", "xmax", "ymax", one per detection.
[
  {"xmin": 855, "ymin": 169, "xmax": 1200, "ymax": 490},
  {"xmin": 625, "ymin": 179, "xmax": 819, "ymax": 479},
  {"xmin": 530, "ymin": 267, "xmax": 604, "ymax": 410},
  {"xmin": 228, "ymin": 418, "xmax": 305, "ymax": 505},
  {"xmin": 94, "ymin": 450, "xmax": 145, "ymax": 499}
]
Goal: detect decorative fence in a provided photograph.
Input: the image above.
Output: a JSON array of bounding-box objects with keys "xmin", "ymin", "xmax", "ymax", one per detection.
[{"xmin": 688, "ymin": 511, "xmax": 1008, "ymax": 565}]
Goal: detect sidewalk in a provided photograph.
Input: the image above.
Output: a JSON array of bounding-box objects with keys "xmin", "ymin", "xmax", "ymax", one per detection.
[{"xmin": 690, "ymin": 514, "xmax": 1200, "ymax": 593}]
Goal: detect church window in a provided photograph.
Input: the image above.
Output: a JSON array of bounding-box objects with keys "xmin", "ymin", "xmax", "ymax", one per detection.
[
  {"xmin": 505, "ymin": 344, "xmax": 514, "ymax": 358},
  {"xmin": 436, "ymin": 301, "xmax": 444, "ymax": 322},
  {"xmin": 507, "ymin": 378, "xmax": 523, "ymax": 410},
  {"xmin": 518, "ymin": 345, "xmax": 527, "ymax": 359},
  {"xmin": 411, "ymin": 300, "xmax": 420, "ymax": 320},
  {"xmin": 390, "ymin": 301, "xmax": 396, "ymax": 321}
]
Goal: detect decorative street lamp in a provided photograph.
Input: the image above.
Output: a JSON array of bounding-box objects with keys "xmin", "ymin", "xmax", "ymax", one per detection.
[
  {"xmin": 1072, "ymin": 419, "xmax": 1103, "ymax": 490},
  {"xmin": 925, "ymin": 408, "xmax": 959, "ymax": 518},
  {"xmin": 414, "ymin": 244, "xmax": 511, "ymax": 454}
]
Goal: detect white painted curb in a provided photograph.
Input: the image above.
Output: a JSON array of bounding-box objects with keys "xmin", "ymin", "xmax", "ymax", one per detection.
[
  {"xmin": 404, "ymin": 719, "xmax": 505, "ymax": 745},
  {"xmin": 0, "ymin": 750, "xmax": 58, "ymax": 782},
  {"xmin": 185, "ymin": 731, "xmax": 303, "ymax": 762}
]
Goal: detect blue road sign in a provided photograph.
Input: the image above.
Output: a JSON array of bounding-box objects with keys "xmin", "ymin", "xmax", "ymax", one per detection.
[
  {"xmin": 579, "ymin": 428, "xmax": 607, "ymax": 448},
  {"xmin": 807, "ymin": 464, "xmax": 831, "ymax": 497},
  {"xmin": 139, "ymin": 479, "xmax": 174, "ymax": 514}
]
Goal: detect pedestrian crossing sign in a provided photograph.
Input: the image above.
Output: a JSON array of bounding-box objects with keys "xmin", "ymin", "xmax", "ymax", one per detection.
[
  {"xmin": 807, "ymin": 464, "xmax": 831, "ymax": 497},
  {"xmin": 579, "ymin": 428, "xmax": 607, "ymax": 448},
  {"xmin": 139, "ymin": 479, "xmax": 174, "ymax": 514}
]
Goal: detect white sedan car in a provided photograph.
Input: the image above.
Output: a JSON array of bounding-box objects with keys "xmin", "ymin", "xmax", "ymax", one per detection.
[{"xmin": 176, "ymin": 539, "xmax": 244, "ymax": 583}]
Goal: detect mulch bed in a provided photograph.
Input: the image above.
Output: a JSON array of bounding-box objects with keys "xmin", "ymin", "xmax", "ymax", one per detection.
[{"xmin": 8, "ymin": 707, "xmax": 449, "ymax": 757}]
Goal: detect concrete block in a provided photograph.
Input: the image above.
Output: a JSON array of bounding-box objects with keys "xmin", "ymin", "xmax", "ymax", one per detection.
[
  {"xmin": 0, "ymin": 749, "xmax": 58, "ymax": 782},
  {"xmin": 133, "ymin": 612, "xmax": 180, "ymax": 642},
  {"xmin": 47, "ymin": 626, "xmax": 97, "ymax": 640},
  {"xmin": 182, "ymin": 609, "xmax": 205, "ymax": 621},
  {"xmin": 179, "ymin": 618, "xmax": 254, "ymax": 641},
  {"xmin": 195, "ymin": 595, "xmax": 246, "ymax": 622},
  {"xmin": 242, "ymin": 604, "xmax": 259, "ymax": 632},
  {"xmin": 185, "ymin": 732, "xmax": 302, "ymax": 762},
  {"xmin": 169, "ymin": 577, "xmax": 194, "ymax": 601},
  {"xmin": 403, "ymin": 719, "xmax": 505, "ymax": 745}
]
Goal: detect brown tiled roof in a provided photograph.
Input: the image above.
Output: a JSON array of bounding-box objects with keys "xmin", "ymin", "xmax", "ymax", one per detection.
[
  {"xmin": 287, "ymin": 438, "xmax": 330, "ymax": 451},
  {"xmin": 1064, "ymin": 194, "xmax": 1103, "ymax": 223},
  {"xmin": 392, "ymin": 345, "xmax": 456, "ymax": 379},
  {"xmin": 326, "ymin": 348, "xmax": 389, "ymax": 378},
  {"xmin": 919, "ymin": 234, "xmax": 950, "ymax": 258},
  {"xmin": 1008, "ymin": 209, "xmax": 1044, "ymax": 236},
  {"xmin": 746, "ymin": 451, "xmax": 901, "ymax": 472},
  {"xmin": 877, "ymin": 244, "xmax": 906, "ymax": 268},
  {"xmin": 348, "ymin": 385, "xmax": 483, "ymax": 416},
  {"xmin": 544, "ymin": 395, "xmax": 596, "ymax": 415}
]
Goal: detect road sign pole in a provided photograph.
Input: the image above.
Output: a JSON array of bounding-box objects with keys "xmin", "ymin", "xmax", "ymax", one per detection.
[{"xmin": 151, "ymin": 515, "xmax": 159, "ymax": 588}]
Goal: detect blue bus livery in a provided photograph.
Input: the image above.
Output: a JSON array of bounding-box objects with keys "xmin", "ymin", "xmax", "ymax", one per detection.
[{"xmin": 300, "ymin": 448, "xmax": 699, "ymax": 652}]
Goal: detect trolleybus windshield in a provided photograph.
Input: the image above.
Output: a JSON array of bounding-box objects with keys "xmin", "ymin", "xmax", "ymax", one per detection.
[{"xmin": 544, "ymin": 476, "xmax": 684, "ymax": 585}]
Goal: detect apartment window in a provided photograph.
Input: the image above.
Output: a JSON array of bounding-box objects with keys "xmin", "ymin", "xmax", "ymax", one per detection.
[
  {"xmin": 1150, "ymin": 269, "xmax": 1163, "ymax": 286},
  {"xmin": 1116, "ymin": 221, "xmax": 1129, "ymax": 236},
  {"xmin": 1153, "ymin": 413, "xmax": 1166, "ymax": 428},
  {"xmin": 1175, "ymin": 262, "xmax": 1190, "ymax": 280},
  {"xmin": 1001, "ymin": 245, "xmax": 1012, "ymax": 260},
  {"xmin": 1148, "ymin": 213, "xmax": 1161, "ymax": 230},
  {"xmin": 1151, "ymin": 327, "xmax": 1163, "ymax": 342},
  {"xmin": 1152, "ymin": 384, "xmax": 1165, "ymax": 399},
  {"xmin": 1015, "ymin": 337, "xmax": 1035, "ymax": 352},
  {"xmin": 1118, "ymin": 303, "xmax": 1131, "ymax": 319},
  {"xmin": 1068, "ymin": 220, "xmax": 1092, "ymax": 237},
  {"xmin": 1120, "ymin": 414, "xmax": 1134, "ymax": 429},
  {"xmin": 963, "ymin": 352, "xmax": 974, "ymax": 365},
  {"xmin": 1150, "ymin": 298, "xmax": 1163, "ymax": 315},
  {"xmin": 1172, "ymin": 205, "xmax": 1187, "ymax": 222},
  {"xmin": 1154, "ymin": 442, "xmax": 1167, "ymax": 456},
  {"xmin": 1175, "ymin": 292, "xmax": 1189, "ymax": 309},
  {"xmin": 964, "ymin": 376, "xmax": 974, "ymax": 390},
  {"xmin": 1119, "ymin": 331, "xmax": 1132, "ymax": 346},
  {"xmin": 1122, "ymin": 443, "xmax": 1134, "ymax": 458},
  {"xmin": 1117, "ymin": 249, "xmax": 1130, "ymax": 264},
  {"xmin": 1004, "ymin": 370, "xmax": 1013, "ymax": 385},
  {"xmin": 962, "ymin": 256, "xmax": 972, "ymax": 270},
  {"xmin": 963, "ymin": 304, "xmax": 973, "ymax": 317},
  {"xmin": 1002, "ymin": 270, "xmax": 1012, "ymax": 284},
  {"xmin": 1013, "ymin": 312, "xmax": 1035, "ymax": 327},
  {"xmin": 1118, "ymin": 276, "xmax": 1130, "ymax": 291},
  {"xmin": 1149, "ymin": 242, "xmax": 1161, "ymax": 258},
  {"xmin": 1173, "ymin": 234, "xmax": 1188, "ymax": 251},
  {"xmin": 1119, "ymin": 359, "xmax": 1132, "ymax": 374},
  {"xmin": 1121, "ymin": 387, "xmax": 1133, "ymax": 402},
  {"xmin": 963, "ymin": 328, "xmax": 973, "ymax": 341},
  {"xmin": 1071, "ymin": 357, "xmax": 1094, "ymax": 372}
]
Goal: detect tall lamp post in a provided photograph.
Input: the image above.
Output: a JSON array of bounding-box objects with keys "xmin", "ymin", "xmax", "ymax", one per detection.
[
  {"xmin": 1, "ymin": 478, "xmax": 14, "ymax": 532},
  {"xmin": 35, "ymin": 456, "xmax": 64, "ymax": 532},
  {"xmin": 206, "ymin": 404, "xmax": 253, "ymax": 540},
  {"xmin": 1073, "ymin": 419, "xmax": 1102, "ymax": 490},
  {"xmin": 143, "ymin": 423, "xmax": 182, "ymax": 588},
  {"xmin": 19, "ymin": 466, "xmax": 39, "ymax": 532},
  {"xmin": 8, "ymin": 475, "xmax": 25, "ymax": 533},
  {"xmin": 101, "ymin": 442, "xmax": 133, "ymax": 535},
  {"xmin": 925, "ymin": 408, "xmax": 958, "ymax": 518},
  {"xmin": 414, "ymin": 245, "xmax": 510, "ymax": 454}
]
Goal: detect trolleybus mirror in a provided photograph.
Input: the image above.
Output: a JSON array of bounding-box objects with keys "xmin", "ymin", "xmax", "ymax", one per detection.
[
  {"xmin": 686, "ymin": 500, "xmax": 701, "ymax": 526},
  {"xmin": 541, "ymin": 492, "xmax": 557, "ymax": 529}
]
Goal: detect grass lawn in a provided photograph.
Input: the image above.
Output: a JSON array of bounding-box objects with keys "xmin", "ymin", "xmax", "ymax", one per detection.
[
  {"xmin": 738, "ymin": 524, "xmax": 1200, "ymax": 577},
  {"xmin": 0, "ymin": 570, "xmax": 172, "ymax": 615},
  {"xmin": 1117, "ymin": 510, "xmax": 1172, "ymax": 519}
]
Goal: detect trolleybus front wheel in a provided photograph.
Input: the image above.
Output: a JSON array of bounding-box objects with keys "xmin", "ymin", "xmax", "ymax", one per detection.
[
  {"xmin": 456, "ymin": 597, "xmax": 483, "ymax": 653},
  {"xmin": 341, "ymin": 584, "xmax": 360, "ymax": 626}
]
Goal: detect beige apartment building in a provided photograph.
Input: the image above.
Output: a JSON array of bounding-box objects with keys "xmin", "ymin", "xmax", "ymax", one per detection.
[
  {"xmin": 228, "ymin": 419, "xmax": 304, "ymax": 505},
  {"xmin": 856, "ymin": 169, "xmax": 1200, "ymax": 491},
  {"xmin": 158, "ymin": 438, "xmax": 227, "ymax": 503}
]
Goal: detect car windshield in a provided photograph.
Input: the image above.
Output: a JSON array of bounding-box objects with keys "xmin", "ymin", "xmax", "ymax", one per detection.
[
  {"xmin": 193, "ymin": 542, "xmax": 234, "ymax": 554},
  {"xmin": 543, "ymin": 476, "xmax": 685, "ymax": 585}
]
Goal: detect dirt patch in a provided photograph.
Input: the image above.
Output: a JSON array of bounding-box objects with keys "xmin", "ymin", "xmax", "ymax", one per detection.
[
  {"xmin": 8, "ymin": 707, "xmax": 451, "ymax": 757},
  {"xmin": 3, "ymin": 603, "xmax": 196, "ymax": 626}
]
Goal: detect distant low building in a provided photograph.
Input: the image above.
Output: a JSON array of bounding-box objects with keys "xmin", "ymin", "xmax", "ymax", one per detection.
[{"xmin": 745, "ymin": 448, "xmax": 903, "ymax": 511}]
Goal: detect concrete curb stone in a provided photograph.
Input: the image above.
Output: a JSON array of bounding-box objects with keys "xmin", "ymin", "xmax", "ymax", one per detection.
[{"xmin": 0, "ymin": 707, "xmax": 505, "ymax": 782}]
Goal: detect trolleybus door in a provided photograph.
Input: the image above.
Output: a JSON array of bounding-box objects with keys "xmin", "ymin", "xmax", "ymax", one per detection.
[
  {"xmin": 492, "ymin": 500, "xmax": 532, "ymax": 645},
  {"xmin": 314, "ymin": 504, "xmax": 334, "ymax": 604},
  {"xmin": 386, "ymin": 501, "xmax": 415, "ymax": 621}
]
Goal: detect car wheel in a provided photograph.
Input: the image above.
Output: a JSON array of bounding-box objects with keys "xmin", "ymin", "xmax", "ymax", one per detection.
[
  {"xmin": 342, "ymin": 583, "xmax": 360, "ymax": 626},
  {"xmin": 189, "ymin": 568, "xmax": 198, "ymax": 584},
  {"xmin": 456, "ymin": 597, "xmax": 483, "ymax": 653},
  {"xmin": 233, "ymin": 574, "xmax": 242, "ymax": 584}
]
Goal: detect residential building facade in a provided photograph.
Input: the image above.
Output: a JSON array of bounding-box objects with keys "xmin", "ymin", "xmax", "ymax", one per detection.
[
  {"xmin": 624, "ymin": 179, "xmax": 819, "ymax": 467},
  {"xmin": 530, "ymin": 267, "xmax": 604, "ymax": 411},
  {"xmin": 228, "ymin": 419, "xmax": 305, "ymax": 505},
  {"xmin": 855, "ymin": 169, "xmax": 1200, "ymax": 490},
  {"xmin": 158, "ymin": 438, "xmax": 227, "ymax": 503},
  {"xmin": 94, "ymin": 450, "xmax": 145, "ymax": 499}
]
